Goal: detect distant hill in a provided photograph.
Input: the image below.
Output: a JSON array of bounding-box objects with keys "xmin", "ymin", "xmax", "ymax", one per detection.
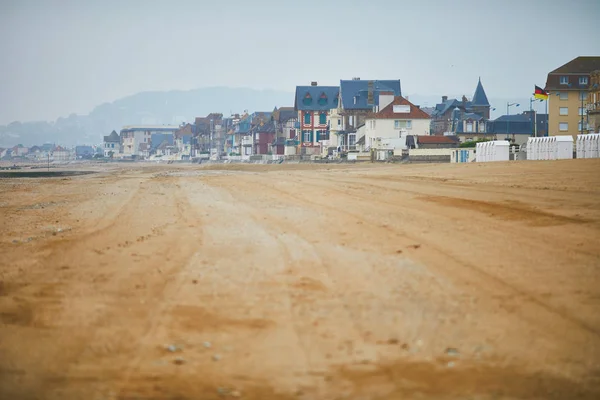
[{"xmin": 0, "ymin": 87, "xmax": 294, "ymax": 147}]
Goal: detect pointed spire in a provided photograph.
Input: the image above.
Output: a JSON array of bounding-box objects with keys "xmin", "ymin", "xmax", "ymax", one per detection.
[{"xmin": 472, "ymin": 78, "xmax": 490, "ymax": 107}]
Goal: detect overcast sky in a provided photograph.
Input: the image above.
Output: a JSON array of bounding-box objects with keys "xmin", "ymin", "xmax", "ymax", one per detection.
[{"xmin": 1, "ymin": 0, "xmax": 599, "ymax": 124}]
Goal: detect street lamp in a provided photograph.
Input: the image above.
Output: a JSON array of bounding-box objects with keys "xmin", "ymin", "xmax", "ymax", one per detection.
[
  {"xmin": 506, "ymin": 102, "xmax": 520, "ymax": 140},
  {"xmin": 529, "ymin": 97, "xmax": 543, "ymax": 137}
]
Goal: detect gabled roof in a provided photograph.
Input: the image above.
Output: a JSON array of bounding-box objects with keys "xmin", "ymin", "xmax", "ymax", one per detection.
[
  {"xmin": 432, "ymin": 98, "xmax": 466, "ymax": 117},
  {"xmin": 276, "ymin": 107, "xmax": 296, "ymax": 123},
  {"xmin": 366, "ymin": 96, "xmax": 431, "ymax": 120},
  {"xmin": 295, "ymin": 86, "xmax": 340, "ymax": 111},
  {"xmin": 471, "ymin": 78, "xmax": 489, "ymax": 107},
  {"xmin": 461, "ymin": 112, "xmax": 484, "ymax": 121},
  {"xmin": 339, "ymin": 79, "xmax": 401, "ymax": 110},
  {"xmin": 151, "ymin": 133, "xmax": 174, "ymax": 150},
  {"xmin": 255, "ymin": 120, "xmax": 276, "ymax": 133},
  {"xmin": 104, "ymin": 130, "xmax": 120, "ymax": 142},
  {"xmin": 549, "ymin": 56, "xmax": 600, "ymax": 74}
]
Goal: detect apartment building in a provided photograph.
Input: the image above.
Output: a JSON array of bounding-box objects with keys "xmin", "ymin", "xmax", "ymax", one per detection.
[{"xmin": 545, "ymin": 56, "xmax": 600, "ymax": 139}]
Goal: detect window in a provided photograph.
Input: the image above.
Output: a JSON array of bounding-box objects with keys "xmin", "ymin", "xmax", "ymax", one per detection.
[
  {"xmin": 348, "ymin": 134, "xmax": 356, "ymax": 146},
  {"xmin": 303, "ymin": 94, "xmax": 312, "ymax": 106},
  {"xmin": 303, "ymin": 130, "xmax": 311, "ymax": 142},
  {"xmin": 579, "ymin": 107, "xmax": 585, "ymax": 116},
  {"xmin": 337, "ymin": 119, "xmax": 341, "ymax": 126},
  {"xmin": 559, "ymin": 107, "xmax": 569, "ymax": 116},
  {"xmin": 333, "ymin": 97, "xmax": 339, "ymax": 107},
  {"xmin": 559, "ymin": 92, "xmax": 568, "ymax": 100},
  {"xmin": 318, "ymin": 130, "xmax": 330, "ymax": 140},
  {"xmin": 394, "ymin": 120, "xmax": 412, "ymax": 129},
  {"xmin": 559, "ymin": 122, "xmax": 568, "ymax": 131},
  {"xmin": 580, "ymin": 91, "xmax": 587, "ymax": 101},
  {"xmin": 479, "ymin": 122, "xmax": 486, "ymax": 132},
  {"xmin": 560, "ymin": 76, "xmax": 569, "ymax": 85},
  {"xmin": 579, "ymin": 76, "xmax": 588, "ymax": 85},
  {"xmin": 318, "ymin": 94, "xmax": 327, "ymax": 106},
  {"xmin": 466, "ymin": 122, "xmax": 474, "ymax": 132},
  {"xmin": 319, "ymin": 112, "xmax": 327, "ymax": 125},
  {"xmin": 304, "ymin": 112, "xmax": 311, "ymax": 125},
  {"xmin": 578, "ymin": 122, "xmax": 585, "ymax": 132}
]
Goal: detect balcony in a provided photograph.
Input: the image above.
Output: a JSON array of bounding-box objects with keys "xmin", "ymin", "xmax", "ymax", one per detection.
[{"xmin": 587, "ymin": 102, "xmax": 600, "ymax": 113}]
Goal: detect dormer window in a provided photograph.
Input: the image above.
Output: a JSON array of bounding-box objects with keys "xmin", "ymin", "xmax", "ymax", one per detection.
[
  {"xmin": 318, "ymin": 93, "xmax": 328, "ymax": 106},
  {"xmin": 560, "ymin": 76, "xmax": 569, "ymax": 85},
  {"xmin": 303, "ymin": 93, "xmax": 312, "ymax": 106}
]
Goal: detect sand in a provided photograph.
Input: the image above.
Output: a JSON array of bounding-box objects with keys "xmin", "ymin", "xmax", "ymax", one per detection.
[{"xmin": 1, "ymin": 160, "xmax": 600, "ymax": 399}]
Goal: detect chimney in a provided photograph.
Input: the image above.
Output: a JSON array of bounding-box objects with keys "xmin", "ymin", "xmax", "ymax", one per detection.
[
  {"xmin": 442, "ymin": 96, "xmax": 448, "ymax": 103},
  {"xmin": 311, "ymin": 81, "xmax": 318, "ymax": 86},
  {"xmin": 352, "ymin": 77, "xmax": 361, "ymax": 81},
  {"xmin": 378, "ymin": 91, "xmax": 395, "ymax": 111}
]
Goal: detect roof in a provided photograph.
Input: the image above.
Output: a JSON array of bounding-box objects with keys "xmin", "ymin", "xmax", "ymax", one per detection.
[
  {"xmin": 339, "ymin": 79, "xmax": 402, "ymax": 110},
  {"xmin": 549, "ymin": 56, "xmax": 600, "ymax": 74},
  {"xmin": 151, "ymin": 133, "xmax": 174, "ymax": 149},
  {"xmin": 255, "ymin": 121, "xmax": 276, "ymax": 133},
  {"xmin": 461, "ymin": 113, "xmax": 484, "ymax": 121},
  {"xmin": 366, "ymin": 96, "xmax": 431, "ymax": 120},
  {"xmin": 295, "ymin": 86, "xmax": 340, "ymax": 111},
  {"xmin": 417, "ymin": 136, "xmax": 459, "ymax": 145},
  {"xmin": 356, "ymin": 135, "xmax": 366, "ymax": 145},
  {"xmin": 276, "ymin": 107, "xmax": 296, "ymax": 123},
  {"xmin": 546, "ymin": 57, "xmax": 600, "ymax": 91},
  {"xmin": 104, "ymin": 130, "xmax": 120, "ymax": 142},
  {"xmin": 471, "ymin": 78, "xmax": 490, "ymax": 107},
  {"xmin": 432, "ymin": 98, "xmax": 466, "ymax": 117},
  {"xmin": 487, "ymin": 112, "xmax": 548, "ymax": 135}
]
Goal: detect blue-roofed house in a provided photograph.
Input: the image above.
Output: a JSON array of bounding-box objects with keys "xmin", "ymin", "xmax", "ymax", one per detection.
[
  {"xmin": 431, "ymin": 78, "xmax": 491, "ymax": 135},
  {"xmin": 103, "ymin": 130, "xmax": 120, "ymax": 158},
  {"xmin": 486, "ymin": 111, "xmax": 549, "ymax": 146},
  {"xmin": 294, "ymin": 82, "xmax": 340, "ymax": 155},
  {"xmin": 338, "ymin": 78, "xmax": 402, "ymax": 124}
]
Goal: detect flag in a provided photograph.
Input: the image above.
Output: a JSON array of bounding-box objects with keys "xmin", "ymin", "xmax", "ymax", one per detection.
[{"xmin": 534, "ymin": 85, "xmax": 549, "ymax": 100}]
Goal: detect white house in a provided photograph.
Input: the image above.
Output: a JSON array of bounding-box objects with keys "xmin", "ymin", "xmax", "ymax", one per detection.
[
  {"xmin": 103, "ymin": 130, "xmax": 120, "ymax": 158},
  {"xmin": 119, "ymin": 125, "xmax": 179, "ymax": 158},
  {"xmin": 364, "ymin": 95, "xmax": 431, "ymax": 152}
]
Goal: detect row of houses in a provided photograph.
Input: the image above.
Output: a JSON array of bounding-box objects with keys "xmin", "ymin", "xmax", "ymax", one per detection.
[
  {"xmin": 0, "ymin": 143, "xmax": 102, "ymax": 162},
  {"xmin": 102, "ymin": 57, "xmax": 600, "ymax": 161}
]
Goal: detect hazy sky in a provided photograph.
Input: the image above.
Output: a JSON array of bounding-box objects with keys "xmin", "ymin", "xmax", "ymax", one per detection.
[{"xmin": 1, "ymin": 0, "xmax": 599, "ymax": 124}]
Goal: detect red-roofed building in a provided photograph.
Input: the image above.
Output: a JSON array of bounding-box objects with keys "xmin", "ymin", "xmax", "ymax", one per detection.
[{"xmin": 364, "ymin": 95, "xmax": 431, "ymax": 150}]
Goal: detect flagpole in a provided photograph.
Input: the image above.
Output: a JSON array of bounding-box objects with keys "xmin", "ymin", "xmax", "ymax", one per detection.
[{"xmin": 545, "ymin": 97, "xmax": 548, "ymax": 136}]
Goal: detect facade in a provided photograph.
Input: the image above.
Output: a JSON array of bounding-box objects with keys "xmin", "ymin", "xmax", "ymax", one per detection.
[
  {"xmin": 294, "ymin": 83, "xmax": 339, "ymax": 155},
  {"xmin": 120, "ymin": 125, "xmax": 179, "ymax": 157},
  {"xmin": 431, "ymin": 78, "xmax": 491, "ymax": 135},
  {"xmin": 174, "ymin": 124, "xmax": 193, "ymax": 159},
  {"xmin": 545, "ymin": 56, "xmax": 600, "ymax": 138},
  {"xmin": 253, "ymin": 121, "xmax": 276, "ymax": 155},
  {"xmin": 52, "ymin": 146, "xmax": 72, "ymax": 162},
  {"xmin": 364, "ymin": 95, "xmax": 431, "ymax": 151},
  {"xmin": 103, "ymin": 130, "xmax": 120, "ymax": 158},
  {"xmin": 588, "ymin": 70, "xmax": 600, "ymax": 133}
]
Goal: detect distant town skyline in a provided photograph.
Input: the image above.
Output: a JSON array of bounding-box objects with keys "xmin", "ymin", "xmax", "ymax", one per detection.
[{"xmin": 1, "ymin": 0, "xmax": 599, "ymax": 124}]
